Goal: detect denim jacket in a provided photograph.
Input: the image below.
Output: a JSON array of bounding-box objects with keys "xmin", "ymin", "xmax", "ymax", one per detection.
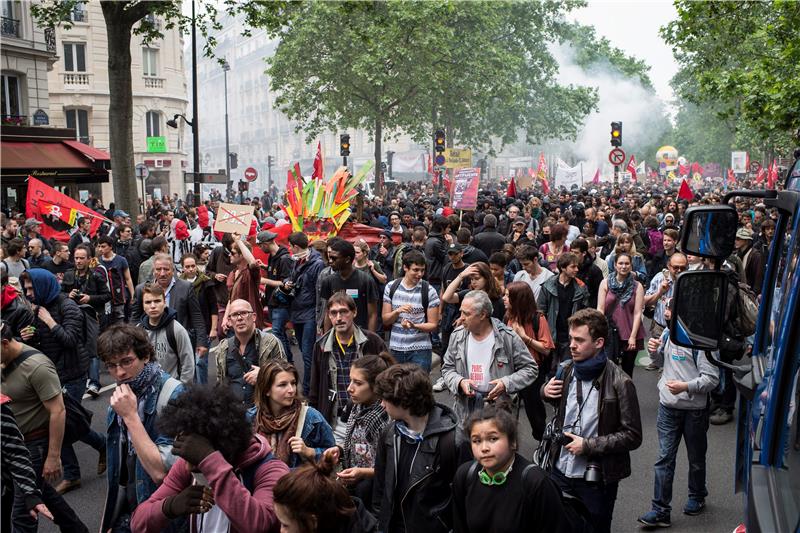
[{"xmin": 101, "ymin": 371, "xmax": 185, "ymax": 532}]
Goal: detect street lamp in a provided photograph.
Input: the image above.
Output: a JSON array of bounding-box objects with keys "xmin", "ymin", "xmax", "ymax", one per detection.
[
  {"xmin": 167, "ymin": 112, "xmax": 198, "ymax": 204},
  {"xmin": 222, "ymin": 60, "xmax": 231, "ymax": 196}
]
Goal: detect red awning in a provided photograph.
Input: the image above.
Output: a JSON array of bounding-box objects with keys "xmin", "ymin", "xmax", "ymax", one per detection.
[
  {"xmin": 1, "ymin": 140, "xmax": 111, "ymax": 183},
  {"xmin": 63, "ymin": 140, "xmax": 111, "ymax": 164}
]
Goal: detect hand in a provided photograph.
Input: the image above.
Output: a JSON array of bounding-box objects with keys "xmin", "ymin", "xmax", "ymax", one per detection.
[
  {"xmin": 379, "ymin": 246, "xmax": 388, "ymax": 256},
  {"xmin": 647, "ymin": 337, "xmax": 661, "ymax": 353},
  {"xmin": 244, "ymin": 365, "xmax": 259, "ymax": 386},
  {"xmin": 42, "ymin": 455, "xmax": 62, "ymax": 483},
  {"xmin": 165, "ymin": 485, "xmax": 215, "ymax": 517},
  {"xmin": 510, "ymin": 321, "xmax": 525, "ymax": 338},
  {"xmin": 173, "ymin": 433, "xmax": 216, "ymax": 466},
  {"xmin": 20, "ymin": 325, "xmax": 35, "ymax": 341},
  {"xmin": 338, "ymin": 467, "xmax": 368, "ymax": 485},
  {"xmin": 526, "ymin": 231, "xmax": 536, "ymax": 241},
  {"xmin": 401, "ymin": 319, "xmax": 414, "ymax": 330},
  {"xmin": 397, "ymin": 304, "xmax": 413, "ymax": 314},
  {"xmin": 78, "ymin": 294, "xmax": 91, "ymax": 305},
  {"xmin": 486, "ymin": 379, "xmax": 506, "ymax": 401},
  {"xmin": 665, "ymin": 380, "xmax": 689, "ymax": 395},
  {"xmin": 543, "ymin": 378, "xmax": 563, "ymax": 400},
  {"xmin": 444, "ymin": 234, "xmax": 454, "ymax": 244},
  {"xmin": 196, "ymin": 346, "xmax": 208, "ymax": 357},
  {"xmin": 367, "ymin": 260, "xmax": 374, "ymax": 269},
  {"xmin": 323, "ymin": 446, "xmax": 341, "ymax": 466},
  {"xmin": 459, "ymin": 379, "xmax": 476, "ymax": 397},
  {"xmin": 231, "ymin": 232, "xmax": 242, "ymax": 240},
  {"xmin": 562, "ymin": 432, "xmax": 585, "ymax": 455},
  {"xmin": 69, "ymin": 289, "xmax": 79, "ymax": 299},
  {"xmin": 29, "ymin": 503, "xmax": 54, "ymax": 521},
  {"xmin": 660, "ymin": 280, "xmax": 670, "ymax": 294},
  {"xmin": 214, "ymin": 273, "xmax": 227, "ymax": 283},
  {"xmin": 288, "ymin": 436, "xmax": 312, "ymax": 460},
  {"xmin": 110, "ymin": 384, "xmax": 138, "ymax": 420},
  {"xmin": 208, "ymin": 329, "xmax": 218, "ymax": 341},
  {"xmin": 36, "ymin": 307, "xmax": 55, "ymax": 328},
  {"xmin": 627, "ymin": 337, "xmax": 637, "ymax": 351}
]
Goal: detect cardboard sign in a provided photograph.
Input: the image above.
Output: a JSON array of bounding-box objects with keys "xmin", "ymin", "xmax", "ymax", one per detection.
[{"xmin": 213, "ymin": 202, "xmax": 254, "ymax": 235}]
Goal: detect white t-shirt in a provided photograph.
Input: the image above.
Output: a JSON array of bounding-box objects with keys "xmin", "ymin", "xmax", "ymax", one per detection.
[
  {"xmin": 513, "ymin": 268, "xmax": 554, "ymax": 300},
  {"xmin": 467, "ymin": 330, "xmax": 495, "ymax": 393}
]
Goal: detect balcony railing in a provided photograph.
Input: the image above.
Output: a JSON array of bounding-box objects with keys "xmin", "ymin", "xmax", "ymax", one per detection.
[
  {"xmin": 1, "ymin": 16, "xmax": 20, "ymax": 38},
  {"xmin": 144, "ymin": 76, "xmax": 164, "ymax": 89},
  {"xmin": 1, "ymin": 115, "xmax": 27, "ymax": 126},
  {"xmin": 63, "ymin": 72, "xmax": 91, "ymax": 86}
]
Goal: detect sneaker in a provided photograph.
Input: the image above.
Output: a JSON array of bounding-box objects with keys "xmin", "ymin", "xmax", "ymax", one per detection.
[
  {"xmin": 710, "ymin": 409, "xmax": 733, "ymax": 425},
  {"xmin": 683, "ymin": 499, "xmax": 706, "ymax": 516},
  {"xmin": 55, "ymin": 479, "xmax": 81, "ymax": 495},
  {"xmin": 87, "ymin": 384, "xmax": 100, "ymax": 399},
  {"xmin": 637, "ymin": 510, "xmax": 671, "ymax": 528},
  {"xmin": 432, "ymin": 376, "xmax": 447, "ymax": 392}
]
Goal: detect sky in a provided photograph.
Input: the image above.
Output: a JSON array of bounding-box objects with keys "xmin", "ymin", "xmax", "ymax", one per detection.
[{"xmin": 569, "ymin": 0, "xmax": 680, "ymax": 104}]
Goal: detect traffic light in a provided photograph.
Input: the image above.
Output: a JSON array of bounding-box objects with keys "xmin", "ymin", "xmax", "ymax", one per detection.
[
  {"xmin": 229, "ymin": 152, "xmax": 238, "ymax": 169},
  {"xmin": 610, "ymin": 122, "xmax": 622, "ymax": 147},
  {"xmin": 267, "ymin": 155, "xmax": 274, "ymax": 167},
  {"xmin": 238, "ymin": 180, "xmax": 248, "ymax": 192},
  {"xmin": 434, "ymin": 129, "xmax": 445, "ymax": 153},
  {"xmin": 340, "ymin": 134, "xmax": 350, "ymax": 156}
]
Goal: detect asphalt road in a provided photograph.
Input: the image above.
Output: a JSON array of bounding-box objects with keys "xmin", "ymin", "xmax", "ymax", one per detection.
[{"xmin": 41, "ymin": 347, "xmax": 743, "ymax": 533}]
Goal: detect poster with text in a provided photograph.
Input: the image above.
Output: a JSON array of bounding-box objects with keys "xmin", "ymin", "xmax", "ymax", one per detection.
[{"xmin": 450, "ymin": 167, "xmax": 480, "ymax": 210}]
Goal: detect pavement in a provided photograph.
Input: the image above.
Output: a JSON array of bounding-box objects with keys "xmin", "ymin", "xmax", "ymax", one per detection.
[{"xmin": 41, "ymin": 346, "xmax": 743, "ymax": 533}]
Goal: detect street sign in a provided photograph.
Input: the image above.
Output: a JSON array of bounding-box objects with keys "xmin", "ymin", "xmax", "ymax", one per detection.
[
  {"xmin": 608, "ymin": 148, "xmax": 626, "ymax": 166},
  {"xmin": 183, "ymin": 171, "xmax": 228, "ymax": 184},
  {"xmin": 244, "ymin": 167, "xmax": 258, "ymax": 182},
  {"xmin": 444, "ymin": 148, "xmax": 472, "ymax": 169},
  {"xmin": 135, "ymin": 163, "xmax": 149, "ymax": 180},
  {"xmin": 434, "ymin": 154, "xmax": 446, "ymax": 166}
]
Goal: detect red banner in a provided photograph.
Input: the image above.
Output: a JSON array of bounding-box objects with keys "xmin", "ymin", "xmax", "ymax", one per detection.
[
  {"xmin": 25, "ymin": 176, "xmax": 109, "ymax": 241},
  {"xmin": 450, "ymin": 168, "xmax": 480, "ymax": 210}
]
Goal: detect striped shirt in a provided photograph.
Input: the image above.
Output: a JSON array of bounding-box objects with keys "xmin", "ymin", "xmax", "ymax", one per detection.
[{"xmin": 383, "ymin": 280, "xmax": 440, "ymax": 352}]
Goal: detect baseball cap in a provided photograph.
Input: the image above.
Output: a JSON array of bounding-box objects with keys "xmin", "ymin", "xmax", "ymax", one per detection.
[
  {"xmin": 447, "ymin": 243, "xmax": 465, "ymax": 254},
  {"xmin": 256, "ymin": 230, "xmax": 278, "ymax": 243},
  {"xmin": 24, "ymin": 217, "xmax": 42, "ymax": 228},
  {"xmin": 114, "ymin": 210, "xmax": 130, "ymax": 218}
]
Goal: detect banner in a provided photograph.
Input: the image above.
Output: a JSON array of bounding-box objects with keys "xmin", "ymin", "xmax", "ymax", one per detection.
[
  {"xmin": 444, "ymin": 148, "xmax": 472, "ymax": 169},
  {"xmin": 517, "ymin": 168, "xmax": 532, "ymax": 189},
  {"xmin": 554, "ymin": 158, "xmax": 583, "ymax": 190},
  {"xmin": 450, "ymin": 167, "xmax": 480, "ymax": 210},
  {"xmin": 25, "ymin": 176, "xmax": 109, "ymax": 241},
  {"xmin": 731, "ymin": 151, "xmax": 748, "ymax": 174},
  {"xmin": 392, "ymin": 150, "xmax": 425, "ymax": 173}
]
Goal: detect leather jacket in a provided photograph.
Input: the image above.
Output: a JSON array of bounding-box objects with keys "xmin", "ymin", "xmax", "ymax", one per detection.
[{"xmin": 541, "ymin": 358, "xmax": 642, "ymax": 484}]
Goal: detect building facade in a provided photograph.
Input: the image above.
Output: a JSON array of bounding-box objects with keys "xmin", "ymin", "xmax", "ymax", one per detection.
[{"xmin": 47, "ymin": 2, "xmax": 189, "ymax": 203}]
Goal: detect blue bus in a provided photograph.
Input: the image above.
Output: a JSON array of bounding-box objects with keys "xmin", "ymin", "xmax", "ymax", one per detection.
[{"xmin": 671, "ymin": 149, "xmax": 800, "ymax": 532}]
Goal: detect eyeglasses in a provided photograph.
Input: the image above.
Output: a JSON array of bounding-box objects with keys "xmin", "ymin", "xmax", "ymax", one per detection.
[
  {"xmin": 105, "ymin": 357, "xmax": 138, "ymax": 372},
  {"xmin": 229, "ymin": 311, "xmax": 254, "ymax": 321},
  {"xmin": 670, "ymin": 264, "xmax": 687, "ymax": 272}
]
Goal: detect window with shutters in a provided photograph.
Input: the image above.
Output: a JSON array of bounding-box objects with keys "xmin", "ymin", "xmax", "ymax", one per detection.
[
  {"xmin": 65, "ymin": 108, "xmax": 90, "ymax": 144},
  {"xmin": 63, "ymin": 43, "xmax": 86, "ymax": 72}
]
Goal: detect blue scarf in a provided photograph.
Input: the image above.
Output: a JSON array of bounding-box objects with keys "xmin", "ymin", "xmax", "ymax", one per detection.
[
  {"xmin": 116, "ymin": 361, "xmax": 162, "ymax": 434},
  {"xmin": 573, "ymin": 350, "xmax": 608, "ymax": 382},
  {"xmin": 607, "ymin": 271, "xmax": 635, "ymax": 306}
]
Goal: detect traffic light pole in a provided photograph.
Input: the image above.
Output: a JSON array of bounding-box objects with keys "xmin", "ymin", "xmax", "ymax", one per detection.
[{"xmin": 614, "ymin": 165, "xmax": 619, "ymax": 185}]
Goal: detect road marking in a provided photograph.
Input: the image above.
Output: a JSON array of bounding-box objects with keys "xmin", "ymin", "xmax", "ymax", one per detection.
[{"xmin": 82, "ymin": 383, "xmax": 116, "ymax": 400}]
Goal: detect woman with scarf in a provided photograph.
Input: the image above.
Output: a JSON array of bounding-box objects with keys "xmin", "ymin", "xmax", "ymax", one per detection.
[
  {"xmin": 597, "ymin": 252, "xmax": 645, "ymax": 377},
  {"xmin": 253, "ymin": 360, "xmax": 335, "ymax": 468},
  {"xmin": 329, "ymin": 352, "xmax": 395, "ymax": 508}
]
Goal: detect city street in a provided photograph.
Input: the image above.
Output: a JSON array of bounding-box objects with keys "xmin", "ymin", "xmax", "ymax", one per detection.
[{"xmin": 42, "ymin": 349, "xmax": 743, "ymax": 533}]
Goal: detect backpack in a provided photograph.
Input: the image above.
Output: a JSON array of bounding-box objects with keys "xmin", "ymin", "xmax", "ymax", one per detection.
[
  {"xmin": 388, "ymin": 278, "xmax": 430, "ymax": 321},
  {"xmin": 646, "ymin": 228, "xmax": 664, "ymax": 256},
  {"xmin": 725, "ymin": 272, "xmax": 758, "ymax": 337},
  {"xmin": 99, "ymin": 260, "xmax": 126, "ymax": 305}
]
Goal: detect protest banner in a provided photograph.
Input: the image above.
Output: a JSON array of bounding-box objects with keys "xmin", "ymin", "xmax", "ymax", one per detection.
[{"xmin": 450, "ymin": 167, "xmax": 480, "ymax": 210}]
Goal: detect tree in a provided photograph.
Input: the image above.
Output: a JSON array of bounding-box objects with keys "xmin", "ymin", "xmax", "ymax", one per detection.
[
  {"xmin": 661, "ymin": 1, "xmax": 800, "ymax": 155},
  {"xmin": 263, "ymin": 0, "xmax": 599, "ymax": 189},
  {"xmin": 31, "ymin": 0, "xmax": 292, "ymax": 215}
]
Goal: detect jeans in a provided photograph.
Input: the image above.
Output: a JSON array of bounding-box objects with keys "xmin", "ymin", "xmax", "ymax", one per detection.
[
  {"xmin": 87, "ymin": 356, "xmax": 101, "ymax": 389},
  {"xmin": 270, "ymin": 307, "xmax": 293, "ymax": 363},
  {"xmin": 61, "ymin": 378, "xmax": 107, "ymax": 482},
  {"xmin": 651, "ymin": 404, "xmax": 709, "ymax": 515},
  {"xmin": 195, "ymin": 351, "xmax": 208, "ymax": 384},
  {"xmin": 292, "ymin": 321, "xmax": 317, "ymax": 395},
  {"xmin": 12, "ymin": 437, "xmax": 88, "ymax": 533},
  {"xmin": 391, "ymin": 348, "xmax": 432, "ymax": 372},
  {"xmin": 551, "ymin": 468, "xmax": 619, "ymax": 533}
]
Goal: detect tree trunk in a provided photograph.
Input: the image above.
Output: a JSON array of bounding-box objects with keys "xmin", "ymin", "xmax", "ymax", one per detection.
[
  {"xmin": 102, "ymin": 3, "xmax": 139, "ymax": 215},
  {"xmin": 374, "ymin": 117, "xmax": 383, "ymax": 198}
]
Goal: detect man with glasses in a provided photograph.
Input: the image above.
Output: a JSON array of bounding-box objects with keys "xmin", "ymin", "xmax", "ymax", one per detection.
[
  {"xmin": 96, "ymin": 323, "xmax": 184, "ymax": 532},
  {"xmin": 212, "ymin": 299, "xmax": 285, "ymax": 408},
  {"xmin": 643, "ymin": 253, "xmax": 688, "ymax": 371},
  {"xmin": 309, "ymin": 292, "xmax": 385, "ymax": 441}
]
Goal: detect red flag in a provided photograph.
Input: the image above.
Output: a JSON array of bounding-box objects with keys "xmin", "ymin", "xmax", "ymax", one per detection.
[
  {"xmin": 592, "ymin": 168, "xmax": 600, "ymax": 184},
  {"xmin": 528, "ymin": 167, "xmax": 535, "ymax": 177},
  {"xmin": 26, "ymin": 176, "xmax": 109, "ymax": 241},
  {"xmin": 626, "ymin": 155, "xmax": 638, "ymax": 180},
  {"xmin": 678, "ymin": 178, "xmax": 694, "ymax": 201},
  {"xmin": 507, "ymin": 177, "xmax": 517, "ymax": 198},
  {"xmin": 691, "ymin": 162, "xmax": 702, "ymax": 175},
  {"xmin": 767, "ymin": 160, "xmax": 779, "ymax": 189},
  {"xmin": 754, "ymin": 167, "xmax": 765, "ymax": 184},
  {"xmin": 312, "ymin": 141, "xmax": 324, "ymax": 181},
  {"xmin": 679, "ymin": 163, "xmax": 689, "ymax": 176},
  {"xmin": 728, "ymin": 168, "xmax": 737, "ymax": 184},
  {"xmin": 443, "ymin": 173, "xmax": 451, "ymax": 192}
]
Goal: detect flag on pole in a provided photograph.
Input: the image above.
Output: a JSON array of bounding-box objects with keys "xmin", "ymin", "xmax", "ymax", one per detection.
[
  {"xmin": 755, "ymin": 166, "xmax": 765, "ymax": 184},
  {"xmin": 536, "ymin": 152, "xmax": 549, "ymax": 193},
  {"xmin": 767, "ymin": 160, "xmax": 779, "ymax": 189},
  {"xmin": 678, "ymin": 178, "xmax": 694, "ymax": 201},
  {"xmin": 592, "ymin": 168, "xmax": 600, "ymax": 184},
  {"xmin": 428, "ymin": 154, "xmax": 438, "ymax": 186},
  {"xmin": 626, "ymin": 155, "xmax": 638, "ymax": 180},
  {"xmin": 507, "ymin": 177, "xmax": 517, "ymax": 198},
  {"xmin": 679, "ymin": 163, "xmax": 689, "ymax": 177},
  {"xmin": 312, "ymin": 141, "xmax": 324, "ymax": 181},
  {"xmin": 26, "ymin": 176, "xmax": 110, "ymax": 241}
]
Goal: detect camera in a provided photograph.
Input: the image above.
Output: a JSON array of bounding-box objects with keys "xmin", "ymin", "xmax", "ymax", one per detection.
[
  {"xmin": 72, "ymin": 290, "xmax": 83, "ymax": 301},
  {"xmin": 584, "ymin": 461, "xmax": 602, "ymax": 483},
  {"xmin": 542, "ymin": 423, "xmax": 573, "ymax": 447}
]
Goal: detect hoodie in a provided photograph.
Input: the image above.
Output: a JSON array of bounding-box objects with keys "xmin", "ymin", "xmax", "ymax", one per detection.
[
  {"xmin": 139, "ymin": 308, "xmax": 195, "ymax": 384},
  {"xmin": 656, "ymin": 330, "xmax": 720, "ymax": 410},
  {"xmin": 131, "ymin": 434, "xmax": 289, "ymax": 533},
  {"xmin": 25, "ymin": 269, "xmax": 61, "ymax": 306}
]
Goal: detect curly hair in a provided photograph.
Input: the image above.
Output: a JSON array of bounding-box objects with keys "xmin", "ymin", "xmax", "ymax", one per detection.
[
  {"xmin": 97, "ymin": 323, "xmax": 155, "ymax": 363},
  {"xmin": 157, "ymin": 384, "xmax": 252, "ymax": 465},
  {"xmin": 374, "ymin": 363, "xmax": 433, "ymax": 417}
]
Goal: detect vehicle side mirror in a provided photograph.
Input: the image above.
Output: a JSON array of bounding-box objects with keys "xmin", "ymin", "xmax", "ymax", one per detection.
[
  {"xmin": 669, "ymin": 271, "xmax": 728, "ymax": 350},
  {"xmin": 680, "ymin": 205, "xmax": 738, "ymax": 259}
]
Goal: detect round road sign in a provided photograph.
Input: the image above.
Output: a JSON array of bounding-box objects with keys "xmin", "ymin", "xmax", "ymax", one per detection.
[
  {"xmin": 608, "ymin": 148, "xmax": 626, "ymax": 166},
  {"xmin": 244, "ymin": 167, "xmax": 258, "ymax": 182},
  {"xmin": 135, "ymin": 163, "xmax": 149, "ymax": 180},
  {"xmin": 750, "ymin": 161, "xmax": 761, "ymax": 173}
]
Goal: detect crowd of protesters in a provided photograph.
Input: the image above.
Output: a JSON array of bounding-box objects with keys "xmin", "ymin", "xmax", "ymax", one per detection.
[{"xmin": 0, "ymin": 175, "xmax": 777, "ymax": 532}]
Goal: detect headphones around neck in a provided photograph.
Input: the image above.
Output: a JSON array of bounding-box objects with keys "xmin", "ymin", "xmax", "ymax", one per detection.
[{"xmin": 478, "ymin": 469, "xmax": 508, "ymax": 486}]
